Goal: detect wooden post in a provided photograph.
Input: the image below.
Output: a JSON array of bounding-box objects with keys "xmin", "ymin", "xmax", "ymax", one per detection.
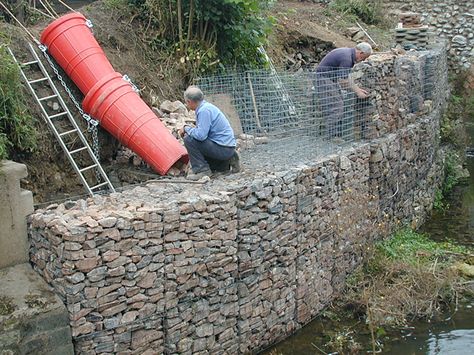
[{"xmin": 247, "ymin": 72, "xmax": 263, "ymax": 131}]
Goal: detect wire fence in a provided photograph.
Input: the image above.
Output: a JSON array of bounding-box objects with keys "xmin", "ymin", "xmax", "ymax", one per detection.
[{"xmin": 196, "ymin": 45, "xmax": 447, "ymax": 160}]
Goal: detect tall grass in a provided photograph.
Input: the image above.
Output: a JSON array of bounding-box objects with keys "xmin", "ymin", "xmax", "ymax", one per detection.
[{"xmin": 0, "ymin": 42, "xmax": 37, "ymax": 160}]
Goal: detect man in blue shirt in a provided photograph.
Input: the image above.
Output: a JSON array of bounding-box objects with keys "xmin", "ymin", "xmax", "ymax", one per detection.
[
  {"xmin": 179, "ymin": 86, "xmax": 240, "ymax": 180},
  {"xmin": 315, "ymin": 42, "xmax": 372, "ymax": 140}
]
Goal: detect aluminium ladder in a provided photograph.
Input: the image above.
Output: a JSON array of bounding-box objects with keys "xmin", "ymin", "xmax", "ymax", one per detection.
[{"xmin": 8, "ymin": 43, "xmax": 115, "ymax": 196}]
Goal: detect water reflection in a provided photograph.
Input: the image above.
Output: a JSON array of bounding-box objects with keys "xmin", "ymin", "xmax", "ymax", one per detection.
[
  {"xmin": 383, "ymin": 302, "xmax": 474, "ymax": 354},
  {"xmin": 428, "ymin": 329, "xmax": 474, "ymax": 354}
]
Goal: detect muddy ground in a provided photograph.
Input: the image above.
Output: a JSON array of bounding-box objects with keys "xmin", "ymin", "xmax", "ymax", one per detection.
[{"xmin": 2, "ymin": 0, "xmax": 395, "ymax": 204}]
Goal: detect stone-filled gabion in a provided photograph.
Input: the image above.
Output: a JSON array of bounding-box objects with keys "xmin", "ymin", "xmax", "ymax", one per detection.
[{"xmin": 28, "ymin": 47, "xmax": 449, "ymax": 355}]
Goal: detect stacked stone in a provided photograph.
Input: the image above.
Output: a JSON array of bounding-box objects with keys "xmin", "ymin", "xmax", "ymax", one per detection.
[
  {"xmin": 236, "ymin": 172, "xmax": 299, "ymax": 352},
  {"xmin": 394, "ymin": 27, "xmax": 429, "ymax": 50},
  {"xmin": 394, "ymin": 54, "xmax": 425, "ymax": 120},
  {"xmin": 160, "ymin": 187, "xmax": 239, "ymax": 354},
  {"xmin": 352, "ymin": 55, "xmax": 397, "ymax": 138},
  {"xmin": 27, "ymin": 47, "xmax": 449, "ymax": 355},
  {"xmin": 368, "ymin": 110, "xmax": 441, "ymax": 234},
  {"xmin": 294, "ymin": 158, "xmax": 338, "ymax": 324},
  {"xmin": 387, "ymin": 0, "xmax": 474, "ymax": 70},
  {"xmin": 331, "ymin": 146, "xmax": 378, "ymax": 291},
  {"xmin": 29, "ymin": 188, "xmax": 168, "ymax": 354},
  {"xmin": 28, "ymin": 183, "xmax": 241, "ymax": 354},
  {"xmin": 400, "ymin": 12, "xmax": 422, "ymax": 27},
  {"xmin": 354, "ymin": 54, "xmax": 402, "ymax": 136}
]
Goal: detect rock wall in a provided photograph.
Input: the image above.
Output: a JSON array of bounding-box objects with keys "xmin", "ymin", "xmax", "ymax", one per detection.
[
  {"xmin": 388, "ymin": 0, "xmax": 474, "ymax": 70},
  {"xmin": 27, "ymin": 48, "xmax": 448, "ymax": 355}
]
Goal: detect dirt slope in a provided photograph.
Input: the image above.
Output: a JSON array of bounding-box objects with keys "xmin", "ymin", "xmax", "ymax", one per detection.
[{"xmin": 3, "ymin": 0, "xmax": 393, "ymax": 204}]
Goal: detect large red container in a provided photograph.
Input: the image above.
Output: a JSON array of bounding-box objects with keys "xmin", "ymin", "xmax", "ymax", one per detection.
[
  {"xmin": 40, "ymin": 13, "xmax": 114, "ymax": 94},
  {"xmin": 83, "ymin": 73, "xmax": 188, "ymax": 175}
]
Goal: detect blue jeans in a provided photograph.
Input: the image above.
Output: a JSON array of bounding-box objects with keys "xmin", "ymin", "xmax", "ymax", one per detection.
[{"xmin": 184, "ymin": 136, "xmax": 236, "ymax": 173}]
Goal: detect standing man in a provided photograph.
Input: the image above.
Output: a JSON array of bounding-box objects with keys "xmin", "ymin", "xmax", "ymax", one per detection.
[
  {"xmin": 179, "ymin": 86, "xmax": 240, "ymax": 180},
  {"xmin": 315, "ymin": 42, "xmax": 372, "ymax": 140}
]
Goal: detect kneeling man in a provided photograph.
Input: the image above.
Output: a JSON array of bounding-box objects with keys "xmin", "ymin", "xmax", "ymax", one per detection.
[{"xmin": 179, "ymin": 86, "xmax": 240, "ymax": 180}]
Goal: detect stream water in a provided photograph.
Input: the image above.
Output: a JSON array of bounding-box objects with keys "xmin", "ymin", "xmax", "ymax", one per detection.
[{"xmin": 264, "ymin": 122, "xmax": 474, "ymax": 354}]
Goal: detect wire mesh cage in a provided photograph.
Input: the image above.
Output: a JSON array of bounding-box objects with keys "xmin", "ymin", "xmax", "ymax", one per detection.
[{"xmin": 195, "ymin": 46, "xmax": 447, "ymax": 164}]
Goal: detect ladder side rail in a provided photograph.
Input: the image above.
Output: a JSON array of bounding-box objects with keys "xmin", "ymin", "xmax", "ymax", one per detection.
[
  {"xmin": 29, "ymin": 45, "xmax": 115, "ymax": 194},
  {"xmin": 28, "ymin": 45, "xmax": 115, "ymax": 194},
  {"xmin": 8, "ymin": 47, "xmax": 94, "ymax": 196}
]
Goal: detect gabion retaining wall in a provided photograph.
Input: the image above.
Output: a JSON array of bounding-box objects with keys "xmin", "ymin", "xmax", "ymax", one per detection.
[{"xmin": 28, "ymin": 49, "xmax": 447, "ymax": 354}]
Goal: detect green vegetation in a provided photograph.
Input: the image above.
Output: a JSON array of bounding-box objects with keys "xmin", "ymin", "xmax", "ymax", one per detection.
[
  {"xmin": 435, "ymin": 129, "xmax": 467, "ymax": 211},
  {"xmin": 436, "ymin": 70, "xmax": 473, "ymax": 209},
  {"xmin": 105, "ymin": 0, "xmax": 275, "ymax": 79},
  {"xmin": 376, "ymin": 229, "xmax": 468, "ymax": 265},
  {"xmin": 330, "ymin": 0, "xmax": 385, "ymax": 25},
  {"xmin": 344, "ymin": 229, "xmax": 472, "ymax": 329},
  {"xmin": 0, "ymin": 41, "xmax": 37, "ymax": 160},
  {"xmin": 0, "ymin": 295, "xmax": 16, "ymax": 316}
]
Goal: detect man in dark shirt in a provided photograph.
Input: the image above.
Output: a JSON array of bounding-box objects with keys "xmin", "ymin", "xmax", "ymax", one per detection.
[{"xmin": 315, "ymin": 42, "xmax": 372, "ymax": 139}]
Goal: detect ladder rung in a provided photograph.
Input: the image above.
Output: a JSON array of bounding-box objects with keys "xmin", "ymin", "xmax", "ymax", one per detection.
[
  {"xmin": 90, "ymin": 182, "xmax": 109, "ymax": 191},
  {"xmin": 22, "ymin": 60, "xmax": 38, "ymax": 66},
  {"xmin": 59, "ymin": 129, "xmax": 78, "ymax": 137},
  {"xmin": 28, "ymin": 77, "xmax": 48, "ymax": 84},
  {"xmin": 39, "ymin": 94, "xmax": 58, "ymax": 102},
  {"xmin": 69, "ymin": 146, "xmax": 88, "ymax": 154},
  {"xmin": 48, "ymin": 112, "xmax": 68, "ymax": 119},
  {"xmin": 79, "ymin": 164, "xmax": 98, "ymax": 173}
]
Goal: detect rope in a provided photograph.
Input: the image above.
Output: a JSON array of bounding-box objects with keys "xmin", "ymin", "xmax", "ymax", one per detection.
[
  {"xmin": 38, "ymin": 0, "xmax": 58, "ymax": 18},
  {"xmin": 0, "ymin": 1, "xmax": 40, "ymax": 44},
  {"xmin": 30, "ymin": 5, "xmax": 55, "ymax": 20},
  {"xmin": 57, "ymin": 0, "xmax": 77, "ymax": 13}
]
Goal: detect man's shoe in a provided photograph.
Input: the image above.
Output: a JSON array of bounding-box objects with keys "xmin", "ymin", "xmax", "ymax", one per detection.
[
  {"xmin": 186, "ymin": 169, "xmax": 212, "ymax": 181},
  {"xmin": 229, "ymin": 151, "xmax": 241, "ymax": 173}
]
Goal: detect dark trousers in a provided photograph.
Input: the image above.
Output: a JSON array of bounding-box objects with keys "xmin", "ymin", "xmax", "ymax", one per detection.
[
  {"xmin": 184, "ymin": 136, "xmax": 235, "ymax": 173},
  {"xmin": 316, "ymin": 77, "xmax": 344, "ymax": 138}
]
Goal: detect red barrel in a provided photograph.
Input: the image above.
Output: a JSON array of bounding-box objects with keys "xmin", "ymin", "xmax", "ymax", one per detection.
[
  {"xmin": 40, "ymin": 13, "xmax": 114, "ymax": 95},
  {"xmin": 83, "ymin": 73, "xmax": 188, "ymax": 175}
]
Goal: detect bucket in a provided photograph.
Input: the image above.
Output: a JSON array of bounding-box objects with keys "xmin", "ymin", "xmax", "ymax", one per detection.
[
  {"xmin": 83, "ymin": 74, "xmax": 188, "ymax": 175},
  {"xmin": 40, "ymin": 13, "xmax": 114, "ymax": 94}
]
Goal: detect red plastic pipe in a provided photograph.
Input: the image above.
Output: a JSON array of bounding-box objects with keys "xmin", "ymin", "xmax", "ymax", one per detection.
[
  {"xmin": 83, "ymin": 73, "xmax": 188, "ymax": 175},
  {"xmin": 40, "ymin": 13, "xmax": 189, "ymax": 175},
  {"xmin": 40, "ymin": 13, "xmax": 115, "ymax": 95}
]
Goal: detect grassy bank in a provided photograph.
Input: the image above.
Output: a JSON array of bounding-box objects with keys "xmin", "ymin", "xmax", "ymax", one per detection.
[{"xmin": 321, "ymin": 229, "xmax": 474, "ymax": 354}]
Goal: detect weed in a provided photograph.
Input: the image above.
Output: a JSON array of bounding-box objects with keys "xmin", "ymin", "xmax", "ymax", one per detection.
[
  {"xmin": 0, "ymin": 295, "xmax": 16, "ymax": 316},
  {"xmin": 433, "ymin": 189, "xmax": 447, "ymax": 211},
  {"xmin": 343, "ymin": 229, "xmax": 472, "ymax": 328},
  {"xmin": 0, "ymin": 41, "xmax": 37, "ymax": 160},
  {"xmin": 330, "ymin": 0, "xmax": 385, "ymax": 25}
]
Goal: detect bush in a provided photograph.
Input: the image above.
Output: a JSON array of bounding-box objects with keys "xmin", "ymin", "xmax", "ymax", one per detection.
[
  {"xmin": 112, "ymin": 0, "xmax": 275, "ymax": 78},
  {"xmin": 330, "ymin": 0, "xmax": 384, "ymax": 25},
  {"xmin": 0, "ymin": 42, "xmax": 37, "ymax": 160}
]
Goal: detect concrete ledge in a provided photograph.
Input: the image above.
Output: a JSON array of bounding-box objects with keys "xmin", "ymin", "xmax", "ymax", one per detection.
[
  {"xmin": 0, "ymin": 263, "xmax": 74, "ymax": 355},
  {"xmin": 0, "ymin": 160, "xmax": 34, "ymax": 268}
]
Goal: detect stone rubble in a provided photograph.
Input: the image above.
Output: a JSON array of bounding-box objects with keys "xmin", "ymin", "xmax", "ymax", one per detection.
[{"xmin": 388, "ymin": 0, "xmax": 474, "ymax": 70}]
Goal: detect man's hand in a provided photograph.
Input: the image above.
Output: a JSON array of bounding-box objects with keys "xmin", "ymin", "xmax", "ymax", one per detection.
[
  {"xmin": 178, "ymin": 126, "xmax": 186, "ymax": 138},
  {"xmin": 355, "ymin": 87, "xmax": 369, "ymax": 99}
]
